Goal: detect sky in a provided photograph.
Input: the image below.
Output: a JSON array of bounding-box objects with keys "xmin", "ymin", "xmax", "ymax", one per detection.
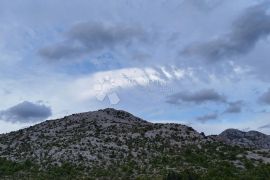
[{"xmin": 1, "ymin": 0, "xmax": 270, "ymax": 135}]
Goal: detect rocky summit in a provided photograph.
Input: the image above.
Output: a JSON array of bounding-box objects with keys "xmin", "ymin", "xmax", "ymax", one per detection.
[
  {"xmin": 0, "ymin": 108, "xmax": 270, "ymax": 179},
  {"xmin": 0, "ymin": 108, "xmax": 207, "ymax": 166},
  {"xmin": 217, "ymin": 128, "xmax": 270, "ymax": 149}
]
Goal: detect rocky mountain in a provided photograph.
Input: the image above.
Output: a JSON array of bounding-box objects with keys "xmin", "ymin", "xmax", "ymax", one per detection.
[
  {"xmin": 217, "ymin": 128, "xmax": 270, "ymax": 149},
  {"xmin": 0, "ymin": 108, "xmax": 270, "ymax": 179},
  {"xmin": 0, "ymin": 108, "xmax": 208, "ymax": 164}
]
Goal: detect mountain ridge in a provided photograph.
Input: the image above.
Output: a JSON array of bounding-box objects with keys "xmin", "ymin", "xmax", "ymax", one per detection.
[
  {"xmin": 0, "ymin": 108, "xmax": 208, "ymax": 164},
  {"xmin": 1, "ymin": 108, "xmax": 270, "ymax": 179},
  {"xmin": 217, "ymin": 128, "xmax": 270, "ymax": 149}
]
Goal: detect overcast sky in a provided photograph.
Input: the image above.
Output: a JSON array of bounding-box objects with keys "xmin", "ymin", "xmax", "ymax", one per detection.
[{"xmin": 1, "ymin": 0, "xmax": 270, "ymax": 135}]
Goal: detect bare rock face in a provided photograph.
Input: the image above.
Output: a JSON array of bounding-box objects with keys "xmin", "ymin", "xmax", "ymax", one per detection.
[
  {"xmin": 218, "ymin": 128, "xmax": 270, "ymax": 149},
  {"xmin": 0, "ymin": 108, "xmax": 208, "ymax": 167}
]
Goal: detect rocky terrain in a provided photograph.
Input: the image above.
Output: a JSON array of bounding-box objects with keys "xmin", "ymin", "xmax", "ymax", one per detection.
[
  {"xmin": 0, "ymin": 108, "xmax": 270, "ymax": 179},
  {"xmin": 0, "ymin": 108, "xmax": 207, "ymax": 165},
  {"xmin": 217, "ymin": 128, "xmax": 270, "ymax": 149}
]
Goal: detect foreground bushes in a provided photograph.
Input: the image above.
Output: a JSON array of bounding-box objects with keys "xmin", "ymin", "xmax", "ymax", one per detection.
[{"xmin": 1, "ymin": 143, "xmax": 270, "ymax": 179}]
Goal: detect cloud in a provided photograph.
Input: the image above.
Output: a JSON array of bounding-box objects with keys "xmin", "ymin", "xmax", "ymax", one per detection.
[
  {"xmin": 182, "ymin": 3, "xmax": 270, "ymax": 61},
  {"xmin": 258, "ymin": 88, "xmax": 270, "ymax": 105},
  {"xmin": 196, "ymin": 113, "xmax": 218, "ymax": 123},
  {"xmin": 185, "ymin": 0, "xmax": 223, "ymax": 11},
  {"xmin": 166, "ymin": 89, "xmax": 226, "ymax": 105},
  {"xmin": 0, "ymin": 101, "xmax": 52, "ymax": 123},
  {"xmin": 39, "ymin": 43, "xmax": 85, "ymax": 60},
  {"xmin": 224, "ymin": 100, "xmax": 243, "ymax": 114},
  {"xmin": 258, "ymin": 124, "xmax": 270, "ymax": 129},
  {"xmin": 39, "ymin": 22, "xmax": 147, "ymax": 60},
  {"xmin": 72, "ymin": 66, "xmax": 187, "ymax": 101}
]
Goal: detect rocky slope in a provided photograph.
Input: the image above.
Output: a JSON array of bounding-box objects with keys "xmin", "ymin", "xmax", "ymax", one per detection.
[
  {"xmin": 217, "ymin": 128, "xmax": 270, "ymax": 149},
  {"xmin": 0, "ymin": 108, "xmax": 208, "ymax": 167},
  {"xmin": 1, "ymin": 108, "xmax": 270, "ymax": 179}
]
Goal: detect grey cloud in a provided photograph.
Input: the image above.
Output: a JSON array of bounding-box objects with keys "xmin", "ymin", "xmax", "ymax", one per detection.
[
  {"xmin": 258, "ymin": 124, "xmax": 270, "ymax": 129},
  {"xmin": 166, "ymin": 89, "xmax": 226, "ymax": 105},
  {"xmin": 182, "ymin": 3, "xmax": 270, "ymax": 61},
  {"xmin": 39, "ymin": 22, "xmax": 147, "ymax": 60},
  {"xmin": 259, "ymin": 88, "xmax": 270, "ymax": 105},
  {"xmin": 0, "ymin": 101, "xmax": 52, "ymax": 123},
  {"xmin": 39, "ymin": 43, "xmax": 86, "ymax": 60},
  {"xmin": 196, "ymin": 113, "xmax": 218, "ymax": 123},
  {"xmin": 224, "ymin": 101, "xmax": 243, "ymax": 114},
  {"xmin": 186, "ymin": 0, "xmax": 223, "ymax": 11}
]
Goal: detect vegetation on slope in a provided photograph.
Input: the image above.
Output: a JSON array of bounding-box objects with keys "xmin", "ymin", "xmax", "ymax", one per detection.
[{"xmin": 1, "ymin": 142, "xmax": 270, "ymax": 179}]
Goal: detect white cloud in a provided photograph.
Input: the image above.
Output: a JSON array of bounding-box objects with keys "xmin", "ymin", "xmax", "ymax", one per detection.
[
  {"xmin": 71, "ymin": 66, "xmax": 189, "ymax": 102},
  {"xmin": 0, "ymin": 0, "xmax": 270, "ymax": 135}
]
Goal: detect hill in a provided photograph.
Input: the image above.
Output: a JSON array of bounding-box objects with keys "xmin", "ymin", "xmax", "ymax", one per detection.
[
  {"xmin": 217, "ymin": 128, "xmax": 270, "ymax": 149},
  {"xmin": 0, "ymin": 108, "xmax": 270, "ymax": 179}
]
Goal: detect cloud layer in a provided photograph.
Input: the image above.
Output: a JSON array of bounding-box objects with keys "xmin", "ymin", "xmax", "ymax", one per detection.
[
  {"xmin": 166, "ymin": 89, "xmax": 226, "ymax": 105},
  {"xmin": 1, "ymin": 0, "xmax": 270, "ymax": 135},
  {"xmin": 259, "ymin": 124, "xmax": 270, "ymax": 130},
  {"xmin": 39, "ymin": 22, "xmax": 147, "ymax": 60},
  {"xmin": 0, "ymin": 101, "xmax": 52, "ymax": 123},
  {"xmin": 196, "ymin": 113, "xmax": 218, "ymax": 123},
  {"xmin": 183, "ymin": 3, "xmax": 270, "ymax": 61},
  {"xmin": 259, "ymin": 88, "xmax": 270, "ymax": 105},
  {"xmin": 224, "ymin": 101, "xmax": 243, "ymax": 114}
]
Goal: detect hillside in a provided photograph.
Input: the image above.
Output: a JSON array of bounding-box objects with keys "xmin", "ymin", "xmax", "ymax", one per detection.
[
  {"xmin": 0, "ymin": 108, "xmax": 270, "ymax": 179},
  {"xmin": 217, "ymin": 128, "xmax": 270, "ymax": 149}
]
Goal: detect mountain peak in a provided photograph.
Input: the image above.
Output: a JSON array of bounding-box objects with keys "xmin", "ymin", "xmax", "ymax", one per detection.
[
  {"xmin": 218, "ymin": 128, "xmax": 270, "ymax": 149},
  {"xmin": 220, "ymin": 128, "xmax": 245, "ymax": 137},
  {"xmin": 1, "ymin": 109, "xmax": 270, "ymax": 179},
  {"xmin": 99, "ymin": 108, "xmax": 133, "ymax": 117},
  {"xmin": 0, "ymin": 108, "xmax": 207, "ymax": 167}
]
